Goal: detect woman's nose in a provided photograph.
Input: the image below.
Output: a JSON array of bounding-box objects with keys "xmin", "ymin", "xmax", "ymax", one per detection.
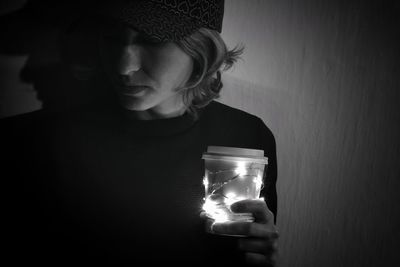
[{"xmin": 116, "ymin": 44, "xmax": 142, "ymax": 76}]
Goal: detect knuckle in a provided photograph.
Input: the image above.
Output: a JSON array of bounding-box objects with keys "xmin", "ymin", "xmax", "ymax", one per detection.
[
  {"xmin": 272, "ymin": 241, "xmax": 279, "ymax": 251},
  {"xmin": 255, "ymin": 199, "xmax": 267, "ymax": 210},
  {"xmin": 266, "ymin": 208, "xmax": 274, "ymax": 219},
  {"xmin": 270, "ymin": 228, "xmax": 279, "ymax": 239}
]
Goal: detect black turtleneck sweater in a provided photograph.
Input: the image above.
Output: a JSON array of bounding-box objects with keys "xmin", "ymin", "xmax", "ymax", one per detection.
[{"xmin": 2, "ymin": 101, "xmax": 277, "ymax": 266}]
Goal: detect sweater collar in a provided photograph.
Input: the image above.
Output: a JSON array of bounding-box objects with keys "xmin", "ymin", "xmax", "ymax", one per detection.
[
  {"xmin": 119, "ymin": 110, "xmax": 198, "ymax": 136},
  {"xmin": 77, "ymin": 105, "xmax": 199, "ymax": 137}
]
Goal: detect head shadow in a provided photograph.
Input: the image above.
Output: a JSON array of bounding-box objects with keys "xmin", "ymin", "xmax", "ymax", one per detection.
[{"xmin": 0, "ymin": 0, "xmax": 113, "ymax": 112}]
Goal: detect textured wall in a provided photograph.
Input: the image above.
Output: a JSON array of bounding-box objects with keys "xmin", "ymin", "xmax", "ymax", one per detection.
[
  {"xmin": 1, "ymin": 1, "xmax": 400, "ymax": 266},
  {"xmin": 219, "ymin": 1, "xmax": 400, "ymax": 266}
]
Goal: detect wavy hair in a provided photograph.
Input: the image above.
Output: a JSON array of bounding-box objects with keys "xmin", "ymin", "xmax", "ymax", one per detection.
[{"xmin": 175, "ymin": 28, "xmax": 243, "ymax": 115}]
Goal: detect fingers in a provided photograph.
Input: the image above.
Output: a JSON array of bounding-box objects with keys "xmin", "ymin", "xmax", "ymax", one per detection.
[
  {"xmin": 230, "ymin": 199, "xmax": 274, "ymax": 225},
  {"xmin": 238, "ymin": 237, "xmax": 278, "ymax": 254},
  {"xmin": 199, "ymin": 211, "xmax": 207, "ymax": 219},
  {"xmin": 240, "ymin": 237, "xmax": 279, "ymax": 266},
  {"xmin": 200, "ymin": 200, "xmax": 279, "ymax": 266},
  {"xmin": 244, "ymin": 252, "xmax": 277, "ymax": 267},
  {"xmin": 211, "ymin": 221, "xmax": 278, "ymax": 238}
]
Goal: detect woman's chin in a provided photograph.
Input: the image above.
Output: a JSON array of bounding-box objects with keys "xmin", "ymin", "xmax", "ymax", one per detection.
[{"xmin": 118, "ymin": 95, "xmax": 148, "ymax": 111}]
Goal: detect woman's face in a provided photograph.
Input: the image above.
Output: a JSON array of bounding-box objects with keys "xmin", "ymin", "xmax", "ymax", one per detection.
[{"xmin": 98, "ymin": 21, "xmax": 193, "ymax": 119}]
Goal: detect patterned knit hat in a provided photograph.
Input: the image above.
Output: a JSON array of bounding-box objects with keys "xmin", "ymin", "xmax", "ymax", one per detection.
[{"xmin": 95, "ymin": 0, "xmax": 225, "ymax": 42}]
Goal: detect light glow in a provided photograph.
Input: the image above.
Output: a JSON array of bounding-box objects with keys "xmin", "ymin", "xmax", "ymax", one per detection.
[
  {"xmin": 224, "ymin": 198, "xmax": 245, "ymax": 206},
  {"xmin": 224, "ymin": 193, "xmax": 246, "ymax": 206},
  {"xmin": 202, "ymin": 197, "xmax": 230, "ymax": 223},
  {"xmin": 234, "ymin": 161, "xmax": 247, "ymax": 177},
  {"xmin": 203, "ymin": 176, "xmax": 208, "ymax": 187},
  {"xmin": 225, "ymin": 192, "xmax": 236, "ymax": 199},
  {"xmin": 202, "ymin": 162, "xmax": 265, "ymax": 223},
  {"xmin": 254, "ymin": 174, "xmax": 263, "ymax": 190},
  {"xmin": 202, "ymin": 192, "xmax": 249, "ymax": 223}
]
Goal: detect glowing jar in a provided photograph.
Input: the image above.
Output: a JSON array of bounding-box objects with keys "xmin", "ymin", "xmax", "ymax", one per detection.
[{"xmin": 202, "ymin": 146, "xmax": 268, "ymax": 224}]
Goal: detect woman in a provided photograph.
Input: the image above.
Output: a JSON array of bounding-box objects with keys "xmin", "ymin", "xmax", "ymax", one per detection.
[{"xmin": 2, "ymin": 0, "xmax": 278, "ymax": 266}]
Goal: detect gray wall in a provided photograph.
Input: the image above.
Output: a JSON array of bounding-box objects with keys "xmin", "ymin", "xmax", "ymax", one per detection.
[
  {"xmin": 219, "ymin": 1, "xmax": 400, "ymax": 266},
  {"xmin": 1, "ymin": 1, "xmax": 399, "ymax": 266}
]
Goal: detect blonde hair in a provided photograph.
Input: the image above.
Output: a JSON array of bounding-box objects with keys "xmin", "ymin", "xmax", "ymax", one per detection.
[{"xmin": 176, "ymin": 28, "xmax": 243, "ymax": 115}]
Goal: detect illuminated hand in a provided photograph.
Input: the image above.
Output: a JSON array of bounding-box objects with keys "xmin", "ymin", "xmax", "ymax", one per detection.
[{"xmin": 210, "ymin": 199, "xmax": 279, "ymax": 266}]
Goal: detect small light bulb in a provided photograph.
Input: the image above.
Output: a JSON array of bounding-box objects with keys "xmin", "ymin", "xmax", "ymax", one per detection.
[
  {"xmin": 234, "ymin": 161, "xmax": 247, "ymax": 177},
  {"xmin": 254, "ymin": 175, "xmax": 263, "ymax": 189},
  {"xmin": 203, "ymin": 176, "xmax": 209, "ymax": 187},
  {"xmin": 202, "ymin": 196, "xmax": 230, "ymax": 223},
  {"xmin": 225, "ymin": 192, "xmax": 236, "ymax": 199}
]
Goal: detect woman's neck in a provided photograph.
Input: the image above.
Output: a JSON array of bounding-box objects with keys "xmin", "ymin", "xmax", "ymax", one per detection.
[{"xmin": 122, "ymin": 105, "xmax": 188, "ymax": 120}]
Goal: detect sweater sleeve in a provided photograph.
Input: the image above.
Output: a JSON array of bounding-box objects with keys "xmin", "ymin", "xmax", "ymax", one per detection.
[{"xmin": 256, "ymin": 118, "xmax": 278, "ymax": 224}]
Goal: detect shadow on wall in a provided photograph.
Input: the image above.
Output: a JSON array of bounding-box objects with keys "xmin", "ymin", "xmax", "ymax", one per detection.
[{"xmin": 0, "ymin": 0, "xmax": 111, "ymax": 117}]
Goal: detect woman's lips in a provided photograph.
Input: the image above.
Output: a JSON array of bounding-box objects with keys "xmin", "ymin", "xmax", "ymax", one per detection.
[{"xmin": 119, "ymin": 85, "xmax": 150, "ymax": 96}]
